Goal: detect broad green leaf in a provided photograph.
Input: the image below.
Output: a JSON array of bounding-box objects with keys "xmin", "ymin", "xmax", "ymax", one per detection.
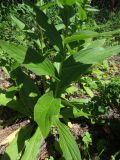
[
  {"xmin": 61, "ymin": 99, "xmax": 89, "ymax": 119},
  {"xmin": 58, "ymin": 0, "xmax": 76, "ymax": 6},
  {"xmin": 11, "ymin": 67, "xmax": 40, "ymax": 116},
  {"xmin": 83, "ymin": 86, "xmax": 94, "ymax": 98},
  {"xmin": 0, "ymin": 40, "xmax": 56, "ymax": 78},
  {"xmin": 40, "ymin": 2, "xmax": 56, "ymax": 10},
  {"xmin": 55, "ymin": 24, "xmax": 65, "ymax": 31},
  {"xmin": 73, "ymin": 107, "xmax": 89, "ymax": 118},
  {"xmin": 65, "ymin": 30, "xmax": 98, "ymax": 43},
  {"xmin": 56, "ymin": 61, "xmax": 90, "ymax": 95},
  {"xmin": 74, "ymin": 46, "xmax": 120, "ymax": 64},
  {"xmin": 71, "ymin": 100, "xmax": 91, "ymax": 117},
  {"xmin": 21, "ymin": 127, "xmax": 43, "ymax": 160},
  {"xmin": 60, "ymin": 6, "xmax": 75, "ymax": 26},
  {"xmin": 86, "ymin": 7, "xmax": 99, "ymax": 12},
  {"xmin": 100, "ymin": 30, "xmax": 120, "ymax": 36},
  {"xmin": 25, "ymin": 3, "xmax": 63, "ymax": 51},
  {"xmin": 11, "ymin": 14, "xmax": 25, "ymax": 30},
  {"xmin": 0, "ymin": 92, "xmax": 31, "ymax": 116},
  {"xmin": 1, "ymin": 125, "xmax": 33, "ymax": 160},
  {"xmin": 85, "ymin": 39, "xmax": 106, "ymax": 49},
  {"xmin": 56, "ymin": 45, "xmax": 120, "ymax": 94},
  {"xmin": 66, "ymin": 86, "xmax": 78, "ymax": 94},
  {"xmin": 82, "ymin": 131, "xmax": 92, "ymax": 147},
  {"xmin": 0, "ymin": 40, "xmax": 27, "ymax": 63},
  {"xmin": 0, "ymin": 93, "xmax": 12, "ymax": 106},
  {"xmin": 55, "ymin": 119, "xmax": 81, "ymax": 160},
  {"xmin": 71, "ymin": 98, "xmax": 90, "ymax": 104},
  {"xmin": 0, "ymin": 85, "xmax": 34, "ymax": 117},
  {"xmin": 65, "ymin": 30, "xmax": 120, "ymax": 43},
  {"xmin": 34, "ymin": 7, "xmax": 63, "ymax": 51},
  {"xmin": 78, "ymin": 6, "xmax": 87, "ymax": 21},
  {"xmin": 34, "ymin": 92, "xmax": 61, "ymax": 137}
]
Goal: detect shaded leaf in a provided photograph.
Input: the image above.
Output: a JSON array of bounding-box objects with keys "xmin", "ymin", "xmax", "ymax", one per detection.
[
  {"xmin": 25, "ymin": 3, "xmax": 63, "ymax": 51},
  {"xmin": 61, "ymin": 99, "xmax": 89, "ymax": 118},
  {"xmin": 60, "ymin": 6, "xmax": 75, "ymax": 26},
  {"xmin": 11, "ymin": 67, "xmax": 40, "ymax": 116},
  {"xmin": 56, "ymin": 60, "xmax": 90, "ymax": 95}
]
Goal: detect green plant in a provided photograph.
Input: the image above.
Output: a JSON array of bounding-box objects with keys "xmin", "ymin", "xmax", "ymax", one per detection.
[
  {"xmin": 0, "ymin": 1, "xmax": 120, "ymax": 159},
  {"xmin": 82, "ymin": 131, "xmax": 92, "ymax": 159},
  {"xmin": 111, "ymin": 150, "xmax": 120, "ymax": 160},
  {"xmin": 101, "ymin": 76, "xmax": 120, "ymax": 109}
]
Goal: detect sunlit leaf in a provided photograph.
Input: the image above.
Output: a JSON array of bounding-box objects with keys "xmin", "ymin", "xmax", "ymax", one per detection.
[
  {"xmin": 0, "ymin": 40, "xmax": 57, "ymax": 78},
  {"xmin": 55, "ymin": 119, "xmax": 81, "ymax": 160},
  {"xmin": 11, "ymin": 14, "xmax": 25, "ymax": 30},
  {"xmin": 1, "ymin": 125, "xmax": 33, "ymax": 160},
  {"xmin": 65, "ymin": 30, "xmax": 120, "ymax": 43},
  {"xmin": 34, "ymin": 92, "xmax": 61, "ymax": 137},
  {"xmin": 21, "ymin": 127, "xmax": 43, "ymax": 160},
  {"xmin": 58, "ymin": 0, "xmax": 76, "ymax": 6},
  {"xmin": 78, "ymin": 6, "xmax": 87, "ymax": 21},
  {"xmin": 56, "ymin": 45, "xmax": 120, "ymax": 94}
]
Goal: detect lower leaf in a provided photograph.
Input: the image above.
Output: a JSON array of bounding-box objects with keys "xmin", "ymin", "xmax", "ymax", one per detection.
[
  {"xmin": 1, "ymin": 125, "xmax": 33, "ymax": 160},
  {"xmin": 21, "ymin": 127, "xmax": 43, "ymax": 160},
  {"xmin": 55, "ymin": 119, "xmax": 81, "ymax": 160}
]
